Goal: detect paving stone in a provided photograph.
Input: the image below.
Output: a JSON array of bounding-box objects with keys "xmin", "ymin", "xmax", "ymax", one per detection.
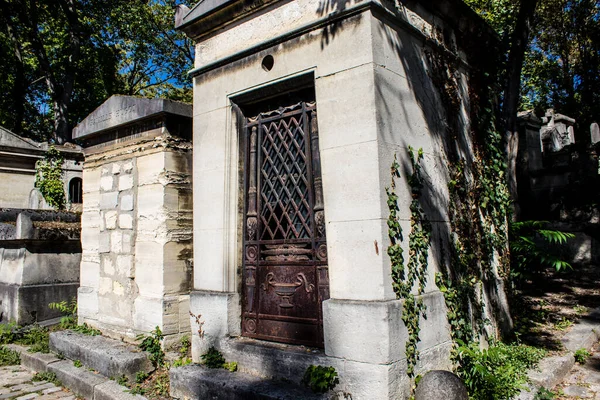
[
  {"xmin": 563, "ymin": 384, "xmax": 593, "ymax": 398},
  {"xmin": 41, "ymin": 388, "xmax": 61, "ymax": 395},
  {"xmin": 28, "ymin": 384, "xmax": 55, "ymax": 392},
  {"xmin": 10, "ymin": 384, "xmax": 36, "ymax": 392},
  {"xmin": 0, "ymin": 370, "xmax": 33, "ymax": 387},
  {"xmin": 15, "ymin": 394, "xmax": 39, "ymax": 400},
  {"xmin": 0, "ymin": 392, "xmax": 24, "ymax": 399}
]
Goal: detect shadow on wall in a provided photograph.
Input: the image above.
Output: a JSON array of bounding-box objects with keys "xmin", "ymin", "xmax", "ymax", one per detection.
[{"xmin": 316, "ymin": 0, "xmax": 513, "ymax": 338}]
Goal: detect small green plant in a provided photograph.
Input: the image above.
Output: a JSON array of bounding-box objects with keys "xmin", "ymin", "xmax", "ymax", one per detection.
[
  {"xmin": 0, "ymin": 323, "xmax": 18, "ymax": 344},
  {"xmin": 49, "ymin": 298, "xmax": 77, "ymax": 329},
  {"xmin": 35, "ymin": 145, "xmax": 66, "ymax": 210},
  {"xmin": 129, "ymin": 385, "xmax": 146, "ymax": 395},
  {"xmin": 179, "ymin": 335, "xmax": 190, "ymax": 358},
  {"xmin": 224, "ymin": 361, "xmax": 238, "ymax": 372},
  {"xmin": 302, "ymin": 365, "xmax": 339, "ymax": 394},
  {"xmin": 171, "ymin": 357, "xmax": 192, "ymax": 368},
  {"xmin": 135, "ymin": 371, "xmax": 149, "ymax": 383},
  {"xmin": 137, "ymin": 326, "xmax": 165, "ymax": 368},
  {"xmin": 201, "ymin": 347, "xmax": 225, "ymax": 369},
  {"xmin": 152, "ymin": 374, "xmax": 169, "ymax": 396},
  {"xmin": 117, "ymin": 374, "xmax": 129, "ymax": 386},
  {"xmin": 574, "ymin": 348, "xmax": 591, "ymax": 364},
  {"xmin": 16, "ymin": 325, "xmax": 49, "ymax": 353},
  {"xmin": 32, "ymin": 371, "xmax": 61, "ymax": 386},
  {"xmin": 534, "ymin": 387, "xmax": 556, "ymax": 400},
  {"xmin": 72, "ymin": 323, "xmax": 101, "ymax": 336},
  {"xmin": 0, "ymin": 346, "xmax": 21, "ymax": 366},
  {"xmin": 73, "ymin": 359, "xmax": 82, "ymax": 368},
  {"xmin": 456, "ymin": 341, "xmax": 547, "ymax": 399},
  {"xmin": 554, "ymin": 317, "xmax": 573, "ymax": 331},
  {"xmin": 574, "ymin": 305, "xmax": 588, "ymax": 315}
]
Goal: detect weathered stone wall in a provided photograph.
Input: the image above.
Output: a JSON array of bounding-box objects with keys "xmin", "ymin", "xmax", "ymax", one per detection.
[
  {"xmin": 0, "ymin": 210, "xmax": 81, "ymax": 325},
  {"xmin": 0, "ymin": 172, "xmax": 36, "ymax": 209},
  {"xmin": 78, "ymin": 134, "xmax": 192, "ymax": 346}
]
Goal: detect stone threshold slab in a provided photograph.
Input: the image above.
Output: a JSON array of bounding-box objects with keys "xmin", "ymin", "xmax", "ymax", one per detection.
[
  {"xmin": 49, "ymin": 331, "xmax": 153, "ymax": 383},
  {"xmin": 169, "ymin": 363, "xmax": 330, "ymax": 400},
  {"xmin": 8, "ymin": 341, "xmax": 148, "ymax": 400},
  {"xmin": 516, "ymin": 306, "xmax": 600, "ymax": 400}
]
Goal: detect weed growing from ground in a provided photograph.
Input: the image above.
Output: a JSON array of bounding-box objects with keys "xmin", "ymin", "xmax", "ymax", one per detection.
[
  {"xmin": 16, "ymin": 325, "xmax": 49, "ymax": 353},
  {"xmin": 135, "ymin": 371, "xmax": 149, "ymax": 383},
  {"xmin": 574, "ymin": 348, "xmax": 591, "ymax": 364},
  {"xmin": 138, "ymin": 326, "xmax": 165, "ymax": 368},
  {"xmin": 554, "ymin": 317, "xmax": 573, "ymax": 331},
  {"xmin": 302, "ymin": 365, "xmax": 339, "ymax": 394},
  {"xmin": 0, "ymin": 346, "xmax": 20, "ymax": 366},
  {"xmin": 32, "ymin": 372, "xmax": 61, "ymax": 386},
  {"xmin": 201, "ymin": 347, "xmax": 225, "ymax": 369},
  {"xmin": 117, "ymin": 375, "xmax": 129, "ymax": 386},
  {"xmin": 456, "ymin": 341, "xmax": 547, "ymax": 399},
  {"xmin": 535, "ymin": 387, "xmax": 556, "ymax": 399},
  {"xmin": 73, "ymin": 360, "xmax": 82, "ymax": 368}
]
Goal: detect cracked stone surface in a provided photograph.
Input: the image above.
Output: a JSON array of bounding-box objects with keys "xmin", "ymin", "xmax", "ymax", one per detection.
[{"xmin": 0, "ymin": 366, "xmax": 74, "ymax": 400}]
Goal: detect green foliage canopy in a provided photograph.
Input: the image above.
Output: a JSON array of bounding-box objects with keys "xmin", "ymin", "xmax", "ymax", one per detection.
[
  {"xmin": 465, "ymin": 0, "xmax": 600, "ymax": 137},
  {"xmin": 0, "ymin": 0, "xmax": 196, "ymax": 143}
]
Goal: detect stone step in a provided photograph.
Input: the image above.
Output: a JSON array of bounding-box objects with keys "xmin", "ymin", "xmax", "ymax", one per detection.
[
  {"xmin": 169, "ymin": 363, "xmax": 330, "ymax": 400},
  {"xmin": 218, "ymin": 337, "xmax": 335, "ymax": 385},
  {"xmin": 49, "ymin": 331, "xmax": 153, "ymax": 382}
]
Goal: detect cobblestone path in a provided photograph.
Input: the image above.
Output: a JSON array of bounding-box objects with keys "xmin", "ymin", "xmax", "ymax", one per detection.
[{"xmin": 0, "ymin": 366, "xmax": 74, "ymax": 400}]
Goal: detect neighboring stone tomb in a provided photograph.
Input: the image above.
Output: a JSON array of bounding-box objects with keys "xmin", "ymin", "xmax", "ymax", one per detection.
[
  {"xmin": 176, "ymin": 0, "xmax": 507, "ymax": 398},
  {"xmin": 0, "ymin": 209, "xmax": 81, "ymax": 325},
  {"xmin": 73, "ymin": 95, "xmax": 193, "ymax": 346},
  {"xmin": 0, "ymin": 126, "xmax": 83, "ymax": 210}
]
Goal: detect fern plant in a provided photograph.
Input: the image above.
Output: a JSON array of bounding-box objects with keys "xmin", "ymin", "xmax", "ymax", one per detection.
[{"xmin": 510, "ymin": 220, "xmax": 575, "ymax": 284}]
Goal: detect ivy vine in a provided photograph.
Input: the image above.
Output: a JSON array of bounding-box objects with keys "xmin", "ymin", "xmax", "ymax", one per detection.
[
  {"xmin": 426, "ymin": 24, "xmax": 511, "ymax": 360},
  {"xmin": 35, "ymin": 145, "xmax": 66, "ymax": 210},
  {"xmin": 386, "ymin": 146, "xmax": 432, "ymax": 377}
]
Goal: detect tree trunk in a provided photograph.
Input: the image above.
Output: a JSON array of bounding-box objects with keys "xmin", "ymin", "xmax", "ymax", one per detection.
[
  {"xmin": 503, "ymin": 0, "xmax": 539, "ymax": 220},
  {"xmin": 0, "ymin": 1, "xmax": 26, "ymax": 134}
]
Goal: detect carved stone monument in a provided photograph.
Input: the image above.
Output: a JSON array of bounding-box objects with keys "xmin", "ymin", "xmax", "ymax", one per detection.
[
  {"xmin": 73, "ymin": 96, "xmax": 193, "ymax": 346},
  {"xmin": 540, "ymin": 109, "xmax": 576, "ymax": 153}
]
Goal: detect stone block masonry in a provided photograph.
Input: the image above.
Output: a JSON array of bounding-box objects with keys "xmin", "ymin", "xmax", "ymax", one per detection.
[{"xmin": 75, "ymin": 96, "xmax": 193, "ymax": 346}]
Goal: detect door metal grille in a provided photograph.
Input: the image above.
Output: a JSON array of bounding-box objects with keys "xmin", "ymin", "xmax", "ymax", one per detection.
[{"xmin": 242, "ymin": 101, "xmax": 329, "ymax": 347}]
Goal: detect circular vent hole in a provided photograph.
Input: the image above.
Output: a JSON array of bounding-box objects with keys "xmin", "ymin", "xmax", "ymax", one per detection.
[{"xmin": 261, "ymin": 55, "xmax": 274, "ymax": 71}]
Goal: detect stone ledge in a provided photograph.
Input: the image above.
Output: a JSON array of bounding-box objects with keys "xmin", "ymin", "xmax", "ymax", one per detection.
[
  {"xmin": 6, "ymin": 344, "xmax": 61, "ymax": 372},
  {"xmin": 8, "ymin": 343, "xmax": 149, "ymax": 400},
  {"xmin": 48, "ymin": 360, "xmax": 107, "ymax": 400},
  {"xmin": 218, "ymin": 337, "xmax": 333, "ymax": 385},
  {"xmin": 169, "ymin": 363, "xmax": 329, "ymax": 400},
  {"xmin": 49, "ymin": 331, "xmax": 153, "ymax": 383},
  {"xmin": 94, "ymin": 381, "xmax": 146, "ymax": 400}
]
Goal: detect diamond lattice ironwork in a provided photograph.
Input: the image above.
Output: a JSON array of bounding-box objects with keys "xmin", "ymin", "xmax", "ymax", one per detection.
[{"xmin": 259, "ymin": 115, "xmax": 311, "ymax": 240}]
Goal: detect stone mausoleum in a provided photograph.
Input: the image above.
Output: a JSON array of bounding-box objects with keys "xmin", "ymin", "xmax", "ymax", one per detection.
[
  {"xmin": 0, "ymin": 126, "xmax": 83, "ymax": 210},
  {"xmin": 170, "ymin": 0, "xmax": 507, "ymax": 398},
  {"xmin": 74, "ymin": 96, "xmax": 193, "ymax": 346}
]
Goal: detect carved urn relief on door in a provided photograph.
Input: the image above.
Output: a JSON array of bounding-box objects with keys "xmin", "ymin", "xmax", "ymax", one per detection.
[{"xmin": 242, "ymin": 100, "xmax": 329, "ymax": 347}]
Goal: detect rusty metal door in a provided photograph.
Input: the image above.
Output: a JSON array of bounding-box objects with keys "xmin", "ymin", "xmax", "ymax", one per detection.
[{"xmin": 242, "ymin": 101, "xmax": 329, "ymax": 347}]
